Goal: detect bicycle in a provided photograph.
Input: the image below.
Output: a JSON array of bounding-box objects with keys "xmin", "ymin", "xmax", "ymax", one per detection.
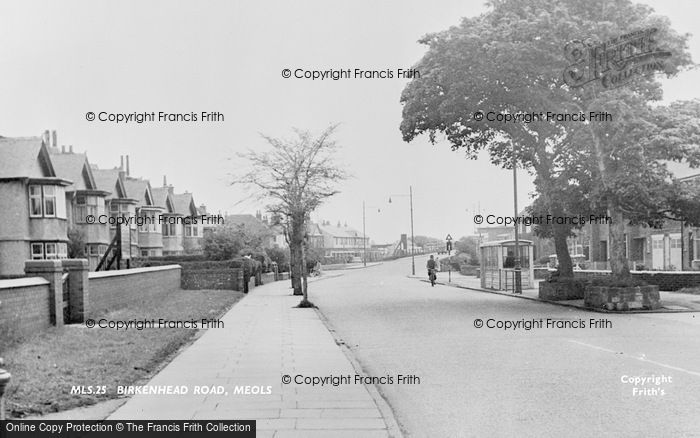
[{"xmin": 428, "ymin": 269, "xmax": 437, "ymax": 287}]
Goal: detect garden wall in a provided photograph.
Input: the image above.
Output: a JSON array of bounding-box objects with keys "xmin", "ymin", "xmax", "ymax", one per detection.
[
  {"xmin": 87, "ymin": 265, "xmax": 181, "ymax": 317},
  {"xmin": 0, "ymin": 277, "xmax": 51, "ymax": 341},
  {"xmin": 573, "ymin": 269, "xmax": 700, "ymax": 291}
]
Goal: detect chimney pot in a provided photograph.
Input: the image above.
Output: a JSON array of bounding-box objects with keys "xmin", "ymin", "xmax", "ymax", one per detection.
[
  {"xmin": 163, "ymin": 175, "xmax": 167, "ymax": 187},
  {"xmin": 51, "ymin": 130, "xmax": 57, "ymax": 148},
  {"xmin": 126, "ymin": 155, "xmax": 130, "ymax": 176},
  {"xmin": 61, "ymin": 145, "xmax": 66, "ymax": 153},
  {"xmin": 120, "ymin": 156, "xmax": 124, "ymax": 170},
  {"xmin": 69, "ymin": 145, "xmax": 73, "ymax": 153}
]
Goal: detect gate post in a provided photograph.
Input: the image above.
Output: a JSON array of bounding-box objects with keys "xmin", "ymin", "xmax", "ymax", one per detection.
[
  {"xmin": 61, "ymin": 259, "xmax": 89, "ymax": 323},
  {"xmin": 25, "ymin": 260, "xmax": 64, "ymax": 326}
]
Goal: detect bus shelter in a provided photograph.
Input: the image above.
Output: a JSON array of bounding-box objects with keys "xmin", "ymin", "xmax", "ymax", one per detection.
[{"xmin": 480, "ymin": 239, "xmax": 534, "ymax": 291}]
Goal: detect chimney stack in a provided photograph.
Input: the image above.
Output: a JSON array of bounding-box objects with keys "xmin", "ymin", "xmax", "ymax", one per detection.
[
  {"xmin": 51, "ymin": 130, "xmax": 57, "ymax": 148},
  {"xmin": 120, "ymin": 156, "xmax": 124, "ymax": 171},
  {"xmin": 69, "ymin": 145, "xmax": 73, "ymax": 153},
  {"xmin": 163, "ymin": 175, "xmax": 167, "ymax": 187},
  {"xmin": 126, "ymin": 155, "xmax": 130, "ymax": 176},
  {"xmin": 42, "ymin": 130, "xmax": 50, "ymax": 145},
  {"xmin": 61, "ymin": 145, "xmax": 66, "ymax": 153}
]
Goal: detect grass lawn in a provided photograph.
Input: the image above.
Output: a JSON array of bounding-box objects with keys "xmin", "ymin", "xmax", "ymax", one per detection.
[{"xmin": 0, "ymin": 289, "xmax": 244, "ymax": 418}]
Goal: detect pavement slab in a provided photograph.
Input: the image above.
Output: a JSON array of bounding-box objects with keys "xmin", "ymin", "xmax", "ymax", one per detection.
[{"xmin": 107, "ymin": 277, "xmax": 398, "ymax": 437}]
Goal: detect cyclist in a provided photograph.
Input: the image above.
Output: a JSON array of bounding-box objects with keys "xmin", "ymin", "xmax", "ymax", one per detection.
[{"xmin": 427, "ymin": 255, "xmax": 437, "ymax": 286}]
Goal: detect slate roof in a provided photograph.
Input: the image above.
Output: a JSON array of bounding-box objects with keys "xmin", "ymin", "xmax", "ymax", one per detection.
[
  {"xmin": 48, "ymin": 152, "xmax": 93, "ymax": 191},
  {"xmin": 151, "ymin": 187, "xmax": 174, "ymax": 212},
  {"xmin": 0, "ymin": 136, "xmax": 55, "ymax": 179},
  {"xmin": 92, "ymin": 168, "xmax": 124, "ymax": 199},
  {"xmin": 318, "ymin": 223, "xmax": 362, "ymax": 238},
  {"xmin": 124, "ymin": 177, "xmax": 153, "ymax": 207},
  {"xmin": 172, "ymin": 192, "xmax": 196, "ymax": 216}
]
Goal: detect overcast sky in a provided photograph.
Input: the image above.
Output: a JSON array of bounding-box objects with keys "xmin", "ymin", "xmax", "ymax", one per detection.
[{"xmin": 2, "ymin": 0, "xmax": 699, "ymax": 244}]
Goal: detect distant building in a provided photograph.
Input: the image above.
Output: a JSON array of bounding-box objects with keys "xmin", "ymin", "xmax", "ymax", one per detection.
[{"xmin": 316, "ymin": 221, "xmax": 369, "ymax": 260}]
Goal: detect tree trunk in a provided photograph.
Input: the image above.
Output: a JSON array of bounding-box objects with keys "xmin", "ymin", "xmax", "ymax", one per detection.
[
  {"xmin": 552, "ymin": 221, "xmax": 574, "ymax": 277},
  {"xmin": 608, "ymin": 205, "xmax": 630, "ymax": 278},
  {"xmin": 301, "ymin": 238, "xmax": 309, "ymax": 301},
  {"xmin": 290, "ymin": 215, "xmax": 304, "ymax": 295}
]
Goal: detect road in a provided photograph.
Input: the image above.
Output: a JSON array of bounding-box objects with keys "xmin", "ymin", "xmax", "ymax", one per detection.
[{"xmin": 311, "ymin": 255, "xmax": 700, "ymax": 438}]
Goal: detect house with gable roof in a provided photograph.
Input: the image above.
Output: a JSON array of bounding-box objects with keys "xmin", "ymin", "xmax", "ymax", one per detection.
[
  {"xmin": 0, "ymin": 133, "xmax": 71, "ymax": 276},
  {"xmin": 124, "ymin": 176, "xmax": 164, "ymax": 257},
  {"xmin": 48, "ymin": 143, "xmax": 110, "ymax": 270},
  {"xmin": 92, "ymin": 166, "xmax": 139, "ymax": 261}
]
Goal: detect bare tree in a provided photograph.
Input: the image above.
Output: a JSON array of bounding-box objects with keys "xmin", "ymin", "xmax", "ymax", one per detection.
[{"xmin": 233, "ymin": 124, "xmax": 347, "ymax": 306}]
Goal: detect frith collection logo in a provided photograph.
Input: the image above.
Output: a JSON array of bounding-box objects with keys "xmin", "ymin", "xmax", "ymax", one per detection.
[{"xmin": 563, "ymin": 28, "xmax": 672, "ymax": 89}]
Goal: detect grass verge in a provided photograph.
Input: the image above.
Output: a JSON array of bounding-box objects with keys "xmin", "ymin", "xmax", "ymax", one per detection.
[{"xmin": 0, "ymin": 289, "xmax": 244, "ymax": 418}]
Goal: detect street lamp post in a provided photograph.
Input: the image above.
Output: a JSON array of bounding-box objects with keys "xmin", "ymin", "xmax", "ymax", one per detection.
[
  {"xmin": 389, "ymin": 186, "xmax": 416, "ymax": 275},
  {"xmin": 512, "ymin": 142, "xmax": 522, "ymax": 294}
]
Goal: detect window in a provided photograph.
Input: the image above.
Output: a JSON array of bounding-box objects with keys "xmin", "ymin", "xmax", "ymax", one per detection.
[
  {"xmin": 45, "ymin": 243, "xmax": 57, "ymax": 259},
  {"xmin": 89, "ymin": 245, "xmax": 99, "ymax": 256},
  {"xmin": 185, "ymin": 224, "xmax": 199, "ymax": 237},
  {"xmin": 30, "ymin": 242, "xmax": 68, "ymax": 260},
  {"xmin": 29, "ymin": 185, "xmax": 43, "ymax": 216},
  {"xmin": 109, "ymin": 202, "xmax": 132, "ymax": 229},
  {"xmin": 76, "ymin": 195, "xmax": 100, "ymax": 222},
  {"xmin": 28, "ymin": 185, "xmax": 65, "ymax": 218},
  {"xmin": 31, "ymin": 243, "xmax": 44, "ymax": 259},
  {"xmin": 57, "ymin": 243, "xmax": 67, "ymax": 258},
  {"xmin": 162, "ymin": 222, "xmax": 177, "ymax": 236},
  {"xmin": 43, "ymin": 186, "xmax": 56, "ymax": 217},
  {"xmin": 141, "ymin": 250, "xmax": 149, "ymax": 257}
]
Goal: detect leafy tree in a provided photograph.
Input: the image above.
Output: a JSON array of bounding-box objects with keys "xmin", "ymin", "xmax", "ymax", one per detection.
[
  {"xmin": 234, "ymin": 125, "xmax": 347, "ymax": 306},
  {"xmin": 454, "ymin": 236, "xmax": 480, "ymax": 265},
  {"xmin": 202, "ymin": 223, "xmax": 269, "ymax": 261},
  {"xmin": 266, "ymin": 246, "xmax": 290, "ymax": 272},
  {"xmin": 67, "ymin": 227, "xmax": 86, "ymax": 259},
  {"xmin": 400, "ymin": 0, "xmax": 697, "ymax": 280}
]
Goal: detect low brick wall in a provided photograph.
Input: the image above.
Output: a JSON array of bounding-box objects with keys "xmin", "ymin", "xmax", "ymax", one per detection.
[
  {"xmin": 87, "ymin": 265, "xmax": 181, "ymax": 317},
  {"xmin": 181, "ymin": 268, "xmax": 243, "ymax": 290},
  {"xmin": 0, "ymin": 277, "xmax": 51, "ymax": 341},
  {"xmin": 573, "ymin": 269, "xmax": 700, "ymax": 291}
]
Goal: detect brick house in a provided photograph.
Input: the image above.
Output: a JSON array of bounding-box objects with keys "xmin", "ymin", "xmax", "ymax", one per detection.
[
  {"xmin": 124, "ymin": 176, "xmax": 164, "ymax": 257},
  {"xmin": 48, "ymin": 144, "xmax": 110, "ymax": 270},
  {"xmin": 172, "ymin": 192, "xmax": 201, "ymax": 254},
  {"xmin": 92, "ymin": 167, "xmax": 139, "ymax": 261},
  {"xmin": 0, "ymin": 135, "xmax": 71, "ymax": 276},
  {"xmin": 152, "ymin": 180, "xmax": 182, "ymax": 255}
]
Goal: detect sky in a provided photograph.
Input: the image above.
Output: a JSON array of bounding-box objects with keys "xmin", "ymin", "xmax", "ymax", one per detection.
[{"xmin": 1, "ymin": 0, "xmax": 699, "ymax": 244}]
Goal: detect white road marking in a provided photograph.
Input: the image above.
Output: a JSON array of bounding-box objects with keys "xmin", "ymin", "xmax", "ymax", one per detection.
[{"xmin": 568, "ymin": 339, "xmax": 700, "ymax": 378}]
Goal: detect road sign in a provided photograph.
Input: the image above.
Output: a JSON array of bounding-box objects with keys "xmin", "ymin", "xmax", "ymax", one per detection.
[{"xmin": 445, "ymin": 234, "xmax": 453, "ymax": 241}]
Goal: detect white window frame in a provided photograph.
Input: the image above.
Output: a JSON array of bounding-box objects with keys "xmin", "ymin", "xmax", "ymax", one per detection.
[
  {"xmin": 31, "ymin": 242, "xmax": 44, "ymax": 259},
  {"xmin": 45, "ymin": 242, "xmax": 57, "ymax": 259},
  {"xmin": 43, "ymin": 186, "xmax": 56, "ymax": 217},
  {"xmin": 29, "ymin": 185, "xmax": 43, "ymax": 217}
]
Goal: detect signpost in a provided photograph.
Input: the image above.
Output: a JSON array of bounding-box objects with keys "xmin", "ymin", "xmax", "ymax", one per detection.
[{"xmin": 446, "ymin": 234, "xmax": 453, "ymax": 282}]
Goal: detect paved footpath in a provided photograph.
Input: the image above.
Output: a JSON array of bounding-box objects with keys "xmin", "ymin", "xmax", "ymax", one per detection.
[{"xmin": 109, "ymin": 277, "xmax": 398, "ymax": 437}]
